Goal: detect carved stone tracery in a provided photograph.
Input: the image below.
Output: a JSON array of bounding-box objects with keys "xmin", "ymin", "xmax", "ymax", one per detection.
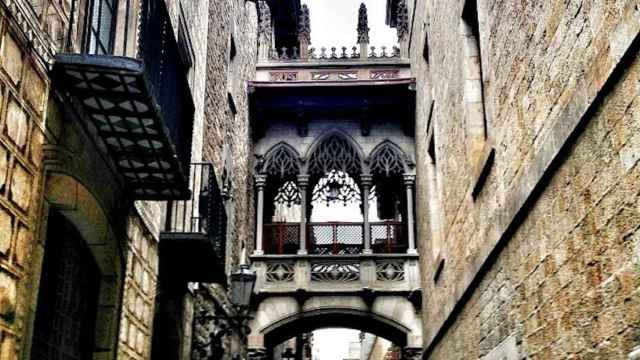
[
  {"xmin": 307, "ymin": 135, "xmax": 362, "ymax": 175},
  {"xmin": 310, "ymin": 261, "xmax": 360, "ymax": 282},
  {"xmin": 369, "ymin": 142, "xmax": 407, "ymax": 177},
  {"xmin": 262, "ymin": 144, "xmax": 300, "ymax": 178}
]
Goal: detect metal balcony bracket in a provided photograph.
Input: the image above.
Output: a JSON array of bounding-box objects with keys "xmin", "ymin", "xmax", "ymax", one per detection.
[{"xmin": 52, "ymin": 53, "xmax": 190, "ymax": 200}]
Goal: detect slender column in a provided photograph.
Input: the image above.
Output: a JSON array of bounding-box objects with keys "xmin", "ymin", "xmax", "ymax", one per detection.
[
  {"xmin": 361, "ymin": 174, "xmax": 373, "ymax": 254},
  {"xmin": 404, "ymin": 175, "xmax": 417, "ymax": 254},
  {"xmin": 254, "ymin": 175, "xmax": 267, "ymax": 255},
  {"xmin": 297, "ymin": 174, "xmax": 309, "ymax": 255}
]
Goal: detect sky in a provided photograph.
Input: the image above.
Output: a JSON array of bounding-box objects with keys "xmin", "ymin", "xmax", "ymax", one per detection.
[
  {"xmin": 313, "ymin": 329, "xmax": 361, "ymax": 360},
  {"xmin": 301, "ymin": 0, "xmax": 398, "ymax": 50},
  {"xmin": 286, "ymin": 2, "xmax": 395, "ymax": 358}
]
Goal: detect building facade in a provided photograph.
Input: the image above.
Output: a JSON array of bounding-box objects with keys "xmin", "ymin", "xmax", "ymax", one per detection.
[{"xmin": 0, "ymin": 0, "xmax": 638, "ymax": 359}]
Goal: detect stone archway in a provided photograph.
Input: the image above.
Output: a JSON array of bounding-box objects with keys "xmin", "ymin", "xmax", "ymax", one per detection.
[
  {"xmin": 30, "ymin": 172, "xmax": 123, "ymax": 359},
  {"xmin": 247, "ymin": 295, "xmax": 423, "ymax": 359}
]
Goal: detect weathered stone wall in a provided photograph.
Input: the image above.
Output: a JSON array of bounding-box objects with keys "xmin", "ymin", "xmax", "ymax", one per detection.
[
  {"xmin": 0, "ymin": 3, "xmax": 49, "ymax": 356},
  {"xmin": 410, "ymin": 0, "xmax": 640, "ymax": 357},
  {"xmin": 191, "ymin": 0, "xmax": 258, "ymax": 358},
  {"xmin": 202, "ymin": 0, "xmax": 258, "ymax": 265},
  {"xmin": 118, "ymin": 215, "xmax": 160, "ymax": 359}
]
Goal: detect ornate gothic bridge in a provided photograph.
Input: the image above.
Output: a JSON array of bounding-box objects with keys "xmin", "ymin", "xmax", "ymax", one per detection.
[{"xmin": 246, "ymin": 4, "xmax": 422, "ymax": 358}]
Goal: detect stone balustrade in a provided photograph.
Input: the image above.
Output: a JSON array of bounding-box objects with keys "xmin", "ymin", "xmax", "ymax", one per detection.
[
  {"xmin": 268, "ymin": 45, "xmax": 401, "ymax": 62},
  {"xmin": 251, "ymin": 254, "xmax": 420, "ymax": 295}
]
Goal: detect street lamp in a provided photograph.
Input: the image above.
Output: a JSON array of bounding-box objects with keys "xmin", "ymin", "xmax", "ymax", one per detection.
[
  {"xmin": 193, "ymin": 254, "xmax": 257, "ymax": 359},
  {"xmin": 230, "ymin": 263, "xmax": 257, "ymax": 307}
]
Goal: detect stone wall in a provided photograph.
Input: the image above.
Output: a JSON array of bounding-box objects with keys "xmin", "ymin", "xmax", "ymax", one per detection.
[
  {"xmin": 191, "ymin": 0, "xmax": 258, "ymax": 358},
  {"xmin": 0, "ymin": 3, "xmax": 49, "ymax": 356},
  {"xmin": 202, "ymin": 0, "xmax": 258, "ymax": 265},
  {"xmin": 410, "ymin": 0, "xmax": 640, "ymax": 357},
  {"xmin": 118, "ymin": 215, "xmax": 160, "ymax": 359}
]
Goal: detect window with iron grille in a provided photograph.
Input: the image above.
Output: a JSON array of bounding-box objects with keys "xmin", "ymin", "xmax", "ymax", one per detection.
[{"xmin": 84, "ymin": 0, "xmax": 118, "ymax": 54}]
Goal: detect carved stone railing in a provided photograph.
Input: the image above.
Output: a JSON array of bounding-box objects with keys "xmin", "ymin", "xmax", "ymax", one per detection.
[
  {"xmin": 251, "ymin": 254, "xmax": 420, "ymax": 294},
  {"xmin": 269, "ymin": 45, "xmax": 401, "ymax": 62}
]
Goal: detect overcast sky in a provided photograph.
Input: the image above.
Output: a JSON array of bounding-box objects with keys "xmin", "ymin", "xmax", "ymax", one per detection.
[{"xmin": 302, "ymin": 0, "xmax": 398, "ymax": 50}]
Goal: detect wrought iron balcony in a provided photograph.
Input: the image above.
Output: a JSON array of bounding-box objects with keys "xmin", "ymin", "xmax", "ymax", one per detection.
[
  {"xmin": 262, "ymin": 221, "xmax": 408, "ymax": 256},
  {"xmin": 51, "ymin": 0, "xmax": 194, "ymax": 199},
  {"xmin": 159, "ymin": 163, "xmax": 227, "ymax": 283}
]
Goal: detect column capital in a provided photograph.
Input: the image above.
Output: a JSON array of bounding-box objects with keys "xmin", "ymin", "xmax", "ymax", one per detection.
[
  {"xmin": 360, "ymin": 174, "xmax": 373, "ymax": 186},
  {"xmin": 297, "ymin": 174, "xmax": 310, "ymax": 186},
  {"xmin": 255, "ymin": 174, "xmax": 267, "ymax": 188},
  {"xmin": 403, "ymin": 174, "xmax": 416, "ymax": 186}
]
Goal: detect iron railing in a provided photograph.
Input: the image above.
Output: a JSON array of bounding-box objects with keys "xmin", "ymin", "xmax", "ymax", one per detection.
[
  {"xmin": 262, "ymin": 221, "xmax": 408, "ymax": 255},
  {"xmin": 370, "ymin": 222, "xmax": 407, "ymax": 254},
  {"xmin": 307, "ymin": 222, "xmax": 364, "ymax": 255},
  {"xmin": 165, "ymin": 163, "xmax": 227, "ymax": 260},
  {"xmin": 263, "ymin": 223, "xmax": 300, "ymax": 255}
]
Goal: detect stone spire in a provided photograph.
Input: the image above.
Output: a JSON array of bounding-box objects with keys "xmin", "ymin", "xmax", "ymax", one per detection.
[
  {"xmin": 357, "ymin": 3, "xmax": 370, "ymax": 44},
  {"xmin": 297, "ymin": 4, "xmax": 311, "ymax": 44},
  {"xmin": 396, "ymin": 0, "xmax": 409, "ymax": 58},
  {"xmin": 257, "ymin": 0, "xmax": 273, "ymax": 61},
  {"xmin": 297, "ymin": 4, "xmax": 311, "ymax": 59},
  {"xmin": 357, "ymin": 3, "xmax": 369, "ymax": 58}
]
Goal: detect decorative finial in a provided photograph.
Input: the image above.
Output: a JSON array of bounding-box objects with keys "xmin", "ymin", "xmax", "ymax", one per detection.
[
  {"xmin": 357, "ymin": 3, "xmax": 370, "ymax": 44},
  {"xmin": 396, "ymin": 0, "xmax": 409, "ymax": 40},
  {"xmin": 258, "ymin": 0, "xmax": 272, "ymax": 37},
  {"xmin": 297, "ymin": 4, "xmax": 311, "ymax": 44}
]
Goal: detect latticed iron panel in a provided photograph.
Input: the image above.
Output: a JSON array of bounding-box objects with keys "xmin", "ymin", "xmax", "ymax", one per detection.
[
  {"xmin": 310, "ymin": 261, "xmax": 360, "ymax": 282},
  {"xmin": 308, "ymin": 223, "xmax": 363, "ymax": 255},
  {"xmin": 263, "ymin": 223, "xmax": 300, "ymax": 254},
  {"xmin": 370, "ymin": 222, "xmax": 407, "ymax": 254},
  {"xmin": 31, "ymin": 215, "xmax": 101, "ymax": 360}
]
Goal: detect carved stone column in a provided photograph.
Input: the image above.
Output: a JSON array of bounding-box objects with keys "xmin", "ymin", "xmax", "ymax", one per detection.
[
  {"xmin": 361, "ymin": 174, "xmax": 373, "ymax": 254},
  {"xmin": 254, "ymin": 175, "xmax": 267, "ymax": 255},
  {"xmin": 402, "ymin": 347, "xmax": 423, "ymax": 360},
  {"xmin": 297, "ymin": 174, "xmax": 309, "ymax": 254},
  {"xmin": 257, "ymin": 1, "xmax": 273, "ymax": 61},
  {"xmin": 297, "ymin": 5, "xmax": 311, "ymax": 60},
  {"xmin": 396, "ymin": 0, "xmax": 410, "ymax": 58},
  {"xmin": 357, "ymin": 3, "xmax": 370, "ymax": 58},
  {"xmin": 404, "ymin": 175, "xmax": 417, "ymax": 254},
  {"xmin": 247, "ymin": 347, "xmax": 268, "ymax": 360}
]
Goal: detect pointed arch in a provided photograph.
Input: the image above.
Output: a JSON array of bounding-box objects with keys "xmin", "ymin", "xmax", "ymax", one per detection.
[
  {"xmin": 260, "ymin": 142, "xmax": 301, "ymax": 178},
  {"xmin": 305, "ymin": 131, "xmax": 364, "ymax": 176},
  {"xmin": 368, "ymin": 140, "xmax": 410, "ymax": 176}
]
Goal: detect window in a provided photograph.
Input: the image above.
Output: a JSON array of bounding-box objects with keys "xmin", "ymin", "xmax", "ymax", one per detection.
[
  {"xmin": 422, "ymin": 23, "xmax": 429, "ymax": 64},
  {"xmin": 84, "ymin": 0, "xmax": 118, "ymax": 54},
  {"xmin": 460, "ymin": 0, "xmax": 487, "ymax": 159}
]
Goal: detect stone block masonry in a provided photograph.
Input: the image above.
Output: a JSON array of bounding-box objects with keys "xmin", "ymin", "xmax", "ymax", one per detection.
[{"xmin": 410, "ymin": 0, "xmax": 640, "ymax": 357}]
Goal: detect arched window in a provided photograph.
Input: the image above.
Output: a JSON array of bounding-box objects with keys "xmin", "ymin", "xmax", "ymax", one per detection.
[{"xmin": 461, "ymin": 0, "xmax": 487, "ymax": 160}]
